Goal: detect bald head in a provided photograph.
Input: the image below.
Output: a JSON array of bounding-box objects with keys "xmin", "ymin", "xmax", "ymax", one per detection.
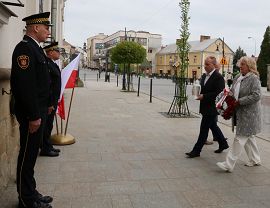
[
  {"xmin": 204, "ymin": 56, "xmax": 217, "ymax": 74},
  {"xmin": 25, "ymin": 24, "xmax": 50, "ymax": 43}
]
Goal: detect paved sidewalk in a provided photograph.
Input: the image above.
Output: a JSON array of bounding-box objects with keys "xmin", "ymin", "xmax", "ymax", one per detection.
[{"xmin": 2, "ymin": 80, "xmax": 270, "ymax": 208}]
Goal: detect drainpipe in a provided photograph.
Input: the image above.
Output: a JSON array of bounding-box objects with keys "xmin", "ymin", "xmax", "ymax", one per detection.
[{"xmin": 51, "ymin": 0, "xmax": 57, "ymax": 41}]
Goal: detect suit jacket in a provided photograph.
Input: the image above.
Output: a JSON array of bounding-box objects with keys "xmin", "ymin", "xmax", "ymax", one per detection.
[
  {"xmin": 11, "ymin": 35, "xmax": 50, "ymax": 121},
  {"xmin": 199, "ymin": 70, "xmax": 225, "ymax": 116},
  {"xmin": 47, "ymin": 58, "xmax": 61, "ymax": 108}
]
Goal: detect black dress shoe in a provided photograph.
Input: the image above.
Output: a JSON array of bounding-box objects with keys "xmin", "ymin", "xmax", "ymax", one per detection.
[
  {"xmin": 19, "ymin": 201, "xmax": 52, "ymax": 208},
  {"xmin": 214, "ymin": 143, "xmax": 229, "ymax": 153},
  {"xmin": 185, "ymin": 152, "xmax": 200, "ymax": 158},
  {"xmin": 40, "ymin": 150, "xmax": 59, "ymax": 157},
  {"xmin": 32, "ymin": 201, "xmax": 52, "ymax": 208},
  {"xmin": 52, "ymin": 148, "xmax": 60, "ymax": 153},
  {"xmin": 37, "ymin": 193, "xmax": 53, "ymax": 203}
]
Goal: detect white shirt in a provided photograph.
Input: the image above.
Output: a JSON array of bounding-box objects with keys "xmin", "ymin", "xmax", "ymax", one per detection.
[{"xmin": 204, "ymin": 69, "xmax": 215, "ymax": 85}]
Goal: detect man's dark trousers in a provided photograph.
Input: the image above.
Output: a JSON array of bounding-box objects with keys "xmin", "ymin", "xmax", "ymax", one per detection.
[
  {"xmin": 16, "ymin": 108, "xmax": 47, "ymax": 207},
  {"xmin": 42, "ymin": 108, "xmax": 56, "ymax": 151},
  {"xmin": 192, "ymin": 115, "xmax": 227, "ymax": 154}
]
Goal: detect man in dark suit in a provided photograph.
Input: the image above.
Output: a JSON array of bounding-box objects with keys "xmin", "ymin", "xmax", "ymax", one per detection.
[
  {"xmin": 11, "ymin": 12, "xmax": 53, "ymax": 208},
  {"xmin": 39, "ymin": 42, "xmax": 62, "ymax": 157},
  {"xmin": 186, "ymin": 56, "xmax": 229, "ymax": 158}
]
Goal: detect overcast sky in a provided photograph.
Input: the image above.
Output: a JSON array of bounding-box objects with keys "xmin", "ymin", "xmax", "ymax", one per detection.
[{"xmin": 64, "ymin": 0, "xmax": 270, "ymax": 56}]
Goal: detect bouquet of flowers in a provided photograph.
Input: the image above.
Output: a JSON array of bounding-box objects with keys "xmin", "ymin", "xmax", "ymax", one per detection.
[{"xmin": 215, "ymin": 88, "xmax": 237, "ymax": 120}]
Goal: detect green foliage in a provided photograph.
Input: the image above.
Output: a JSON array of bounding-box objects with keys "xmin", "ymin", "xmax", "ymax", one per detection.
[
  {"xmin": 177, "ymin": 0, "xmax": 190, "ymax": 79},
  {"xmin": 233, "ymin": 46, "xmax": 246, "ymax": 77},
  {"xmin": 177, "ymin": 0, "xmax": 190, "ymax": 104},
  {"xmin": 257, "ymin": 26, "xmax": 270, "ymax": 87},
  {"xmin": 110, "ymin": 41, "xmax": 146, "ymax": 65}
]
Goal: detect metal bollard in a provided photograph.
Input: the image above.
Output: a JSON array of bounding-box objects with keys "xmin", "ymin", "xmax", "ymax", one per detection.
[
  {"xmin": 137, "ymin": 76, "xmax": 140, "ymax": 97},
  {"xmin": 150, "ymin": 78, "xmax": 152, "ymax": 103},
  {"xmin": 97, "ymin": 73, "xmax": 98, "ymax": 82},
  {"xmin": 117, "ymin": 75, "xmax": 118, "ymax": 87}
]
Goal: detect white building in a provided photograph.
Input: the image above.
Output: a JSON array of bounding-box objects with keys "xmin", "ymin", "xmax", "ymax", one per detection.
[
  {"xmin": 87, "ymin": 33, "xmax": 107, "ymax": 69},
  {"xmin": 86, "ymin": 30, "xmax": 162, "ymax": 71}
]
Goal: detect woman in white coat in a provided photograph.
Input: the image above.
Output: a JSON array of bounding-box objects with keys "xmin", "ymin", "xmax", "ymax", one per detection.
[{"xmin": 217, "ymin": 56, "xmax": 262, "ymax": 172}]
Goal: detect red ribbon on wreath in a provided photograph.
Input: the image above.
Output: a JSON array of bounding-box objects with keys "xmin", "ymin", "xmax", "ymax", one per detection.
[{"xmin": 216, "ymin": 88, "xmax": 237, "ymax": 120}]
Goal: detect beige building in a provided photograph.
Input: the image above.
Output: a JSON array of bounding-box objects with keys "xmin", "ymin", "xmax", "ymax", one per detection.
[
  {"xmin": 155, "ymin": 35, "xmax": 234, "ymax": 80},
  {"xmin": 86, "ymin": 30, "xmax": 162, "ymax": 71},
  {"xmin": 0, "ymin": 0, "xmax": 66, "ymax": 190},
  {"xmin": 87, "ymin": 33, "xmax": 107, "ymax": 69}
]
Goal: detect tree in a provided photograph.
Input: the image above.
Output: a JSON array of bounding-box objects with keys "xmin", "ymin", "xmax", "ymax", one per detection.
[
  {"xmin": 168, "ymin": 0, "xmax": 190, "ymax": 117},
  {"xmin": 111, "ymin": 41, "xmax": 146, "ymax": 91},
  {"xmin": 257, "ymin": 26, "xmax": 270, "ymax": 87},
  {"xmin": 232, "ymin": 46, "xmax": 246, "ymax": 77}
]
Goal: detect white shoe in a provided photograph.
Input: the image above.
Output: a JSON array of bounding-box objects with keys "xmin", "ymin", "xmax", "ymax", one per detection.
[
  {"xmin": 244, "ymin": 161, "xmax": 261, "ymax": 167},
  {"xmin": 216, "ymin": 162, "xmax": 232, "ymax": 173}
]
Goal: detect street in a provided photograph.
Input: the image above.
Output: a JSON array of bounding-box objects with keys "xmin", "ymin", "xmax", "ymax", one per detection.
[{"xmin": 80, "ymin": 69, "xmax": 270, "ymax": 141}]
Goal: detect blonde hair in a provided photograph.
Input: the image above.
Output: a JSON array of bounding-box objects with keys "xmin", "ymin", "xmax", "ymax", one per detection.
[{"xmin": 237, "ymin": 56, "xmax": 259, "ymax": 76}]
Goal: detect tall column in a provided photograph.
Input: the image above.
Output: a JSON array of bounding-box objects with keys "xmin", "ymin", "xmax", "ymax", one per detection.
[{"xmin": 51, "ymin": 0, "xmax": 57, "ymax": 41}]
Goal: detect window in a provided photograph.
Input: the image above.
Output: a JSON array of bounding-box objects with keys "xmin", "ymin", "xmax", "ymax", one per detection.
[
  {"xmin": 193, "ymin": 55, "xmax": 197, "ymax": 63},
  {"xmin": 137, "ymin": 38, "xmax": 147, "ymax": 46},
  {"xmin": 159, "ymin": 56, "xmax": 162, "ymax": 64},
  {"xmin": 148, "ymin": 49, "xmax": 152, "ymax": 53}
]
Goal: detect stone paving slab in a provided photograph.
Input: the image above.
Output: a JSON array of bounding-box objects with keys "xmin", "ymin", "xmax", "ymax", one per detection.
[{"xmin": 1, "ymin": 80, "xmax": 270, "ymax": 208}]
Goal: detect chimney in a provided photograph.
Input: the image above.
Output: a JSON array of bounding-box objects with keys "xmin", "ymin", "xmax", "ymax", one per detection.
[{"xmin": 200, "ymin": 35, "xmax": 210, "ymax": 42}]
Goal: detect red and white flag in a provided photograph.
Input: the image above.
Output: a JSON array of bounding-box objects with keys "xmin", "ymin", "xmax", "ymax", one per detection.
[{"xmin": 57, "ymin": 54, "xmax": 80, "ymax": 119}]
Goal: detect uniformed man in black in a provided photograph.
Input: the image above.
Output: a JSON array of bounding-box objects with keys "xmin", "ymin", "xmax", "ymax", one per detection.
[
  {"xmin": 40, "ymin": 42, "xmax": 61, "ymax": 157},
  {"xmin": 10, "ymin": 12, "xmax": 53, "ymax": 208}
]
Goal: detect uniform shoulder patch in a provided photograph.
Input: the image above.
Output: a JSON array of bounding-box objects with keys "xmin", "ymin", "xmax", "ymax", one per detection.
[{"xmin": 17, "ymin": 55, "xmax": 30, "ymax": 69}]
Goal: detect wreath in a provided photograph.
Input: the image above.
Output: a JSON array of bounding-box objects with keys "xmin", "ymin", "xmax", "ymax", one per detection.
[{"xmin": 215, "ymin": 88, "xmax": 237, "ymax": 120}]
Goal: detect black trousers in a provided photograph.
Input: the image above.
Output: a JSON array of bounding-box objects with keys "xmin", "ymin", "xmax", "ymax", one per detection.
[
  {"xmin": 16, "ymin": 108, "xmax": 46, "ymax": 207},
  {"xmin": 192, "ymin": 114, "xmax": 227, "ymax": 154},
  {"xmin": 41, "ymin": 109, "xmax": 56, "ymax": 152}
]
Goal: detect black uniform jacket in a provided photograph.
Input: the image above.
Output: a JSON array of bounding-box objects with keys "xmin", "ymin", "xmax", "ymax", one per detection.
[
  {"xmin": 11, "ymin": 35, "xmax": 50, "ymax": 121},
  {"xmin": 47, "ymin": 58, "xmax": 61, "ymax": 108},
  {"xmin": 199, "ymin": 70, "xmax": 225, "ymax": 116}
]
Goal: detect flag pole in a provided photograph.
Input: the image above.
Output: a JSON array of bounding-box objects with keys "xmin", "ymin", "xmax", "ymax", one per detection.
[
  {"xmin": 61, "ymin": 117, "xmax": 63, "ymax": 134},
  {"xmin": 64, "ymin": 87, "xmax": 75, "ymax": 135},
  {"xmin": 55, "ymin": 114, "xmax": 59, "ymax": 135}
]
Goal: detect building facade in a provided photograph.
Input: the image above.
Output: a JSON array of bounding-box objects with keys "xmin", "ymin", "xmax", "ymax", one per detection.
[
  {"xmin": 155, "ymin": 35, "xmax": 234, "ymax": 80},
  {"xmin": 86, "ymin": 30, "xmax": 162, "ymax": 72},
  {"xmin": 0, "ymin": 0, "xmax": 66, "ymax": 190}
]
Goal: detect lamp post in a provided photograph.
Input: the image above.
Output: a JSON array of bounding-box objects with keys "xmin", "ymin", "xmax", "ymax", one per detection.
[
  {"xmin": 122, "ymin": 27, "xmax": 127, "ymax": 90},
  {"xmin": 221, "ymin": 37, "xmax": 225, "ymax": 76},
  {"xmin": 214, "ymin": 39, "xmax": 221, "ymax": 60},
  {"xmin": 248, "ymin": 36, "xmax": 257, "ymax": 57}
]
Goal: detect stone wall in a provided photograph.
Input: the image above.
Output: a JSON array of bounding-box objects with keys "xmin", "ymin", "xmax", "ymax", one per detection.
[{"xmin": 0, "ymin": 68, "xmax": 19, "ymax": 191}]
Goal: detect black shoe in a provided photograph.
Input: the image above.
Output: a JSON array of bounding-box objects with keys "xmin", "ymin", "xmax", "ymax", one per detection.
[
  {"xmin": 18, "ymin": 201, "xmax": 52, "ymax": 208},
  {"xmin": 40, "ymin": 150, "xmax": 59, "ymax": 157},
  {"xmin": 214, "ymin": 143, "xmax": 229, "ymax": 153},
  {"xmin": 33, "ymin": 201, "xmax": 52, "ymax": 208},
  {"xmin": 52, "ymin": 147, "xmax": 60, "ymax": 153},
  {"xmin": 36, "ymin": 193, "xmax": 53, "ymax": 203},
  {"xmin": 185, "ymin": 152, "xmax": 200, "ymax": 158}
]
